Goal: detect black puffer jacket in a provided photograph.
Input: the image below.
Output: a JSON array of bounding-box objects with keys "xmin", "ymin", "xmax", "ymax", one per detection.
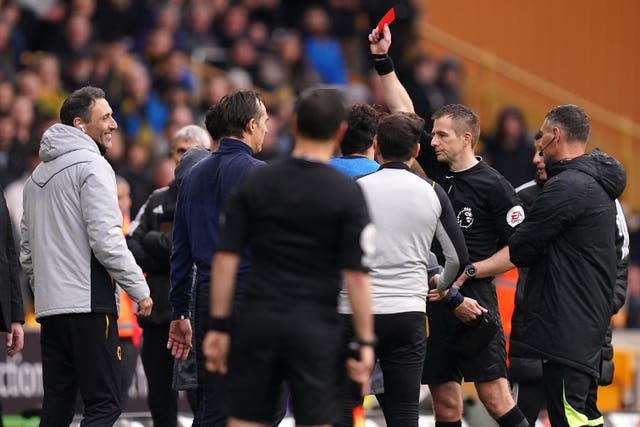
[
  {"xmin": 509, "ymin": 148, "xmax": 626, "ymax": 377},
  {"xmin": 127, "ymin": 183, "xmax": 177, "ymax": 326},
  {"xmin": 508, "ymin": 180, "xmax": 544, "ymax": 382}
]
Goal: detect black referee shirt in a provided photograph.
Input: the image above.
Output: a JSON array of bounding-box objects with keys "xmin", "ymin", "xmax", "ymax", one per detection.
[
  {"xmin": 217, "ymin": 156, "xmax": 373, "ymax": 309},
  {"xmin": 417, "ymin": 131, "xmax": 524, "ymax": 263}
]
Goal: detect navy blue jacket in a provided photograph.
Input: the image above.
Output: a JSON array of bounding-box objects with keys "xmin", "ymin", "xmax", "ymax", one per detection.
[{"xmin": 169, "ymin": 139, "xmax": 263, "ymax": 317}]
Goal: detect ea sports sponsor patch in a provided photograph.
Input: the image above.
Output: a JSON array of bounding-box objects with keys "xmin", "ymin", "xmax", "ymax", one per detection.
[{"xmin": 506, "ymin": 205, "xmax": 525, "ymax": 227}]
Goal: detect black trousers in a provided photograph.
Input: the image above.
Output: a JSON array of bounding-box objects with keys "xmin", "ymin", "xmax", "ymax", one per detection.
[
  {"xmin": 39, "ymin": 313, "xmax": 121, "ymax": 427},
  {"xmin": 193, "ymin": 284, "xmax": 228, "ymax": 427},
  {"xmin": 141, "ymin": 323, "xmax": 178, "ymax": 427},
  {"xmin": 543, "ymin": 361, "xmax": 598, "ymax": 427},
  {"xmin": 192, "ymin": 285, "xmax": 287, "ymax": 427},
  {"xmin": 341, "ymin": 312, "xmax": 426, "ymax": 427},
  {"xmin": 512, "ymin": 380, "xmax": 546, "ymax": 427}
]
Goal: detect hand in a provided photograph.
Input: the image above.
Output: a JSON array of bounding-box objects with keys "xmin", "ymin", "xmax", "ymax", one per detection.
[
  {"xmin": 427, "ymin": 286, "xmax": 447, "ymax": 302},
  {"xmin": 203, "ymin": 330, "xmax": 230, "ymax": 374},
  {"xmin": 428, "ymin": 273, "xmax": 440, "ymax": 290},
  {"xmin": 6, "ymin": 323, "xmax": 24, "ymax": 356},
  {"xmin": 346, "ymin": 345, "xmax": 375, "ymax": 396},
  {"xmin": 368, "ymin": 24, "xmax": 391, "ymax": 55},
  {"xmin": 453, "ymin": 297, "xmax": 488, "ymax": 323},
  {"xmin": 167, "ymin": 319, "xmax": 192, "ymax": 360},
  {"xmin": 136, "ymin": 297, "xmax": 153, "ymax": 317}
]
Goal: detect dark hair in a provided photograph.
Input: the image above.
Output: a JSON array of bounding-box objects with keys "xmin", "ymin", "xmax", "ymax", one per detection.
[
  {"xmin": 204, "ymin": 90, "xmax": 264, "ymax": 140},
  {"xmin": 59, "ymin": 86, "xmax": 106, "ymax": 126},
  {"xmin": 376, "ymin": 112, "xmax": 425, "ymax": 161},
  {"xmin": 340, "ymin": 104, "xmax": 381, "ymax": 155},
  {"xmin": 545, "ymin": 104, "xmax": 589, "ymax": 142},
  {"xmin": 494, "ymin": 106, "xmax": 526, "ymax": 139},
  {"xmin": 432, "ymin": 104, "xmax": 480, "ymax": 146},
  {"xmin": 294, "ymin": 87, "xmax": 347, "ymax": 141}
]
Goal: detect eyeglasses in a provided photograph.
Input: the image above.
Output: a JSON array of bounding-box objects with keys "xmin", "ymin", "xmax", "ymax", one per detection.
[{"xmin": 538, "ymin": 134, "xmax": 556, "ymax": 157}]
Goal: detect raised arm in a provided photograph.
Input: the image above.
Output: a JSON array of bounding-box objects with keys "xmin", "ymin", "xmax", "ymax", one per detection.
[{"xmin": 369, "ymin": 25, "xmax": 414, "ymax": 114}]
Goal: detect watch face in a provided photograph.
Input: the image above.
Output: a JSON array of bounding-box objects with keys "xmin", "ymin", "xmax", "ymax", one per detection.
[{"xmin": 466, "ymin": 265, "xmax": 476, "ymax": 277}]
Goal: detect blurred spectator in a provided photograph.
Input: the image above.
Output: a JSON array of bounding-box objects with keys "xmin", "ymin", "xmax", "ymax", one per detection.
[
  {"xmin": 155, "ymin": 50, "xmax": 196, "ymax": 106},
  {"xmin": 10, "ymin": 95, "xmax": 36, "ymax": 147},
  {"xmin": 121, "ymin": 142, "xmax": 154, "ymax": 217},
  {"xmin": 228, "ymin": 37, "xmax": 260, "ymax": 85},
  {"xmin": 93, "ymin": 0, "xmax": 150, "ymax": 44},
  {"xmin": 482, "ymin": 107, "xmax": 536, "ymax": 188},
  {"xmin": 273, "ymin": 29, "xmax": 320, "ymax": 96},
  {"xmin": 116, "ymin": 61, "xmax": 169, "ymax": 145},
  {"xmin": 302, "ymin": 5, "xmax": 348, "ymax": 85},
  {"xmin": 61, "ymin": 49, "xmax": 94, "ymax": 92},
  {"xmin": 0, "ymin": 80, "xmax": 16, "ymax": 114},
  {"xmin": 0, "ymin": 18, "xmax": 19, "ymax": 81},
  {"xmin": 56, "ymin": 13, "xmax": 94, "ymax": 62},
  {"xmin": 15, "ymin": 69, "xmax": 41, "ymax": 101},
  {"xmin": 216, "ymin": 4, "xmax": 250, "ymax": 49},
  {"xmin": 437, "ymin": 57, "xmax": 463, "ymax": 106},
  {"xmin": 105, "ymin": 129, "xmax": 128, "ymax": 175},
  {"xmin": 0, "ymin": 112, "xmax": 25, "ymax": 188},
  {"xmin": 152, "ymin": 157, "xmax": 176, "ymax": 189},
  {"xmin": 31, "ymin": 52, "xmax": 68, "ymax": 119},
  {"xmin": 404, "ymin": 53, "xmax": 445, "ymax": 127},
  {"xmin": 183, "ymin": 2, "xmax": 218, "ymax": 54}
]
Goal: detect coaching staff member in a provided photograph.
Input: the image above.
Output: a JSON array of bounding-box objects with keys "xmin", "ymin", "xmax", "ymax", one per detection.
[
  {"xmin": 370, "ymin": 25, "xmax": 529, "ymax": 427},
  {"xmin": 127, "ymin": 125, "xmax": 211, "ymax": 427},
  {"xmin": 204, "ymin": 87, "xmax": 375, "ymax": 427},
  {"xmin": 469, "ymin": 105, "xmax": 626, "ymax": 426},
  {"xmin": 20, "ymin": 86, "xmax": 152, "ymax": 426},
  {"xmin": 168, "ymin": 90, "xmax": 283, "ymax": 426}
]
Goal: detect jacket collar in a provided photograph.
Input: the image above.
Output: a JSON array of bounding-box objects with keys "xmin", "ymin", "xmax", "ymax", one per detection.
[
  {"xmin": 379, "ymin": 161, "xmax": 411, "ymax": 171},
  {"xmin": 218, "ymin": 138, "xmax": 254, "ymax": 156}
]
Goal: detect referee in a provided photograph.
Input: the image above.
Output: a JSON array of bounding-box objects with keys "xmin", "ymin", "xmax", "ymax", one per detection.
[
  {"xmin": 369, "ymin": 25, "xmax": 529, "ymax": 427},
  {"xmin": 203, "ymin": 88, "xmax": 375, "ymax": 427}
]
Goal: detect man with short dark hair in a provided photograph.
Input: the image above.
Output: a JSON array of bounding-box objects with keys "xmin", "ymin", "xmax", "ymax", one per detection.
[
  {"xmin": 204, "ymin": 88, "xmax": 375, "ymax": 427},
  {"xmin": 505, "ymin": 105, "xmax": 627, "ymax": 426},
  {"xmin": 168, "ymin": 90, "xmax": 270, "ymax": 426},
  {"xmin": 330, "ymin": 104, "xmax": 381, "ymax": 177},
  {"xmin": 338, "ymin": 111, "xmax": 470, "ymax": 427},
  {"xmin": 21, "ymin": 86, "xmax": 152, "ymax": 426}
]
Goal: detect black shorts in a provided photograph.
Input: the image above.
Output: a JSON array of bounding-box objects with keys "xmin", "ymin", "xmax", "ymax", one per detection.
[
  {"xmin": 422, "ymin": 279, "xmax": 507, "ymax": 384},
  {"xmin": 228, "ymin": 304, "xmax": 344, "ymax": 425}
]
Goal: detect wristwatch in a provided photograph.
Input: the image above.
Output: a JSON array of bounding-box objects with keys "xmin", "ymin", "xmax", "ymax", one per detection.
[
  {"xmin": 464, "ymin": 264, "xmax": 477, "ymax": 279},
  {"xmin": 172, "ymin": 312, "xmax": 190, "ymax": 321}
]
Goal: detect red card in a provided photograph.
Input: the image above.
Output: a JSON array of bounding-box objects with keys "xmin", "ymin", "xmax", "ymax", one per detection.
[{"xmin": 376, "ymin": 7, "xmax": 395, "ymax": 33}]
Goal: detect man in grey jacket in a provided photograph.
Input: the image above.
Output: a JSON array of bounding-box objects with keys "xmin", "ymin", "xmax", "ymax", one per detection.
[{"xmin": 20, "ymin": 86, "xmax": 153, "ymax": 426}]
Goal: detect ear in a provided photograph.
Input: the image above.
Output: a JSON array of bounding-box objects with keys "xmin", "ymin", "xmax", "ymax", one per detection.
[
  {"xmin": 463, "ymin": 131, "xmax": 474, "ymax": 148},
  {"xmin": 245, "ymin": 117, "xmax": 257, "ymax": 135},
  {"xmin": 412, "ymin": 142, "xmax": 421, "ymax": 159},
  {"xmin": 333, "ymin": 122, "xmax": 348, "ymax": 145},
  {"xmin": 373, "ymin": 135, "xmax": 381, "ymax": 157},
  {"xmin": 290, "ymin": 116, "xmax": 299, "ymax": 138},
  {"xmin": 73, "ymin": 117, "xmax": 84, "ymax": 130}
]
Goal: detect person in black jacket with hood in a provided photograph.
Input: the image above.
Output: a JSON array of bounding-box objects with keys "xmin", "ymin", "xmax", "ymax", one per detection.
[
  {"xmin": 465, "ymin": 104, "xmax": 626, "ymax": 426},
  {"xmin": 0, "ymin": 188, "xmax": 23, "ymax": 427},
  {"xmin": 127, "ymin": 127, "xmax": 211, "ymax": 427},
  {"xmin": 508, "ymin": 130, "xmax": 630, "ymax": 426}
]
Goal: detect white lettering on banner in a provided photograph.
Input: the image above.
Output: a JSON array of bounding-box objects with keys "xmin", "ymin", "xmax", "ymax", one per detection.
[{"xmin": 0, "ymin": 353, "xmax": 44, "ymax": 398}]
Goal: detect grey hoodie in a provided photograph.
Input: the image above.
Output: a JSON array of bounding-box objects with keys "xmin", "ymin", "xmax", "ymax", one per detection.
[{"xmin": 20, "ymin": 124, "xmax": 149, "ymax": 320}]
